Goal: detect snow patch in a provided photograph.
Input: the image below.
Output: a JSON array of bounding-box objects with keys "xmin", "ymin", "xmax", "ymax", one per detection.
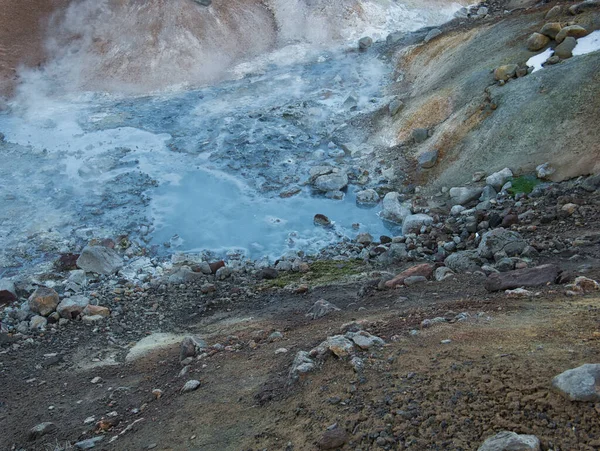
[{"xmin": 573, "ymin": 30, "xmax": 600, "ymax": 56}]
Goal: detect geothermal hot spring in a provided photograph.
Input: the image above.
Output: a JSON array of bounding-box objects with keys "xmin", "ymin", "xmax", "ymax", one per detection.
[{"xmin": 0, "ymin": 0, "xmax": 462, "ymax": 270}]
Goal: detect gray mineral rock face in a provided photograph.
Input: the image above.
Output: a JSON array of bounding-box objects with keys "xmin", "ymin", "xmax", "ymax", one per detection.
[
  {"xmin": 77, "ymin": 246, "xmax": 123, "ymax": 275},
  {"xmin": 478, "ymin": 431, "xmax": 540, "ymax": 451},
  {"xmin": 552, "ymin": 364, "xmax": 600, "ymax": 401}
]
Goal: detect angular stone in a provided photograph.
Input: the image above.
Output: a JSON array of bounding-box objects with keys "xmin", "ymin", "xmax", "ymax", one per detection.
[
  {"xmin": 348, "ymin": 331, "xmax": 385, "ymax": 349},
  {"xmin": 29, "ymin": 315, "xmax": 48, "ymax": 330},
  {"xmin": 540, "ymin": 22, "xmax": 562, "ymax": 40},
  {"xmin": 445, "ymin": 250, "xmax": 484, "ymax": 273},
  {"xmin": 434, "ymin": 266, "xmax": 455, "ymax": 281},
  {"xmin": 484, "ymin": 264, "xmax": 560, "ymax": 292},
  {"xmin": 412, "ymin": 128, "xmax": 429, "ymax": 143},
  {"xmin": 289, "ymin": 351, "xmax": 316, "ymax": 382},
  {"xmin": 181, "ymin": 380, "xmax": 201, "ymax": 393},
  {"xmin": 486, "ymin": 168, "xmax": 513, "ymax": 190},
  {"xmin": 380, "ymin": 192, "xmax": 411, "ymax": 223},
  {"xmin": 57, "ymin": 295, "xmax": 90, "ymax": 319},
  {"xmin": 356, "ymin": 233, "xmax": 373, "ymax": 245},
  {"xmin": 418, "ymin": 149, "xmax": 439, "ymax": 168},
  {"xmin": 449, "ymin": 186, "xmax": 484, "ymax": 205},
  {"xmin": 478, "ymin": 228, "xmax": 527, "ymax": 259},
  {"xmin": 527, "ymin": 32, "xmax": 550, "ymax": 51},
  {"xmin": 552, "ymin": 364, "xmax": 600, "ymax": 401},
  {"xmin": 402, "ymin": 214, "xmax": 433, "ymax": 235},
  {"xmin": 385, "ymin": 263, "xmax": 434, "ymax": 288},
  {"xmin": 306, "ymin": 299, "xmax": 341, "ymax": 320},
  {"xmin": 75, "ymin": 436, "xmax": 104, "ymax": 450},
  {"xmin": 314, "ymin": 171, "xmax": 348, "ymax": 192},
  {"xmin": 555, "ymin": 36, "xmax": 577, "ymax": 59},
  {"xmin": 389, "ymin": 98, "xmax": 404, "ymax": 116},
  {"xmin": 581, "ymin": 173, "xmax": 600, "ymax": 192},
  {"xmin": 180, "ymin": 336, "xmax": 207, "ymax": 361},
  {"xmin": 555, "ymin": 25, "xmax": 589, "ymax": 43},
  {"xmin": 478, "ymin": 431, "xmax": 540, "ymax": 451},
  {"xmin": 28, "ymin": 287, "xmax": 60, "ymax": 317},
  {"xmin": 314, "ymin": 214, "xmax": 332, "ymax": 228},
  {"xmin": 77, "ymin": 245, "xmax": 123, "ymax": 275},
  {"xmin": 323, "ymin": 335, "xmax": 355, "ymax": 358}
]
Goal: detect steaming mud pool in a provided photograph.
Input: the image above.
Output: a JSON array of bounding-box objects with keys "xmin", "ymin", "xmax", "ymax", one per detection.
[{"xmin": 0, "ymin": 5, "xmax": 460, "ymax": 271}]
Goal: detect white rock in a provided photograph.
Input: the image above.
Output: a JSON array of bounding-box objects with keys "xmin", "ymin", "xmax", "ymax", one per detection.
[
  {"xmin": 181, "ymin": 380, "xmax": 201, "ymax": 393},
  {"xmin": 380, "ymin": 192, "xmax": 411, "ymax": 223},
  {"xmin": 486, "ymin": 168, "xmax": 513, "ymax": 190}
]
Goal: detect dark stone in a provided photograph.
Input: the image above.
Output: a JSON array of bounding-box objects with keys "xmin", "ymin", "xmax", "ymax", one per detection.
[
  {"xmin": 582, "ymin": 174, "xmax": 600, "ymax": 192},
  {"xmin": 380, "ymin": 235, "xmax": 392, "ymax": 244},
  {"xmin": 209, "ymin": 261, "xmax": 225, "ymax": 274},
  {"xmin": 484, "ymin": 264, "xmax": 561, "ymax": 292},
  {"xmin": 55, "ymin": 253, "xmax": 80, "ymax": 271},
  {"xmin": 318, "ymin": 428, "xmax": 349, "ymax": 450},
  {"xmin": 501, "ymin": 214, "xmax": 519, "ymax": 228},
  {"xmin": 314, "ymin": 214, "xmax": 332, "ymax": 228},
  {"xmin": 488, "ymin": 213, "xmax": 502, "ymax": 228},
  {"xmin": 258, "ymin": 268, "xmax": 279, "ymax": 280}
]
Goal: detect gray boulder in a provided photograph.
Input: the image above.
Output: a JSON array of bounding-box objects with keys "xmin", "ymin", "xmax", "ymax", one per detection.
[
  {"xmin": 289, "ymin": 351, "xmax": 316, "ymax": 382},
  {"xmin": 412, "ymin": 128, "xmax": 429, "ymax": 143},
  {"xmin": 552, "ymin": 364, "xmax": 600, "ymax": 401},
  {"xmin": 555, "ymin": 36, "xmax": 577, "ymax": 59},
  {"xmin": 56, "ymin": 295, "xmax": 90, "ymax": 319},
  {"xmin": 477, "ymin": 431, "xmax": 540, "ymax": 451},
  {"xmin": 418, "ymin": 149, "xmax": 439, "ymax": 168},
  {"xmin": 358, "ymin": 36, "xmax": 373, "ymax": 49},
  {"xmin": 582, "ymin": 173, "xmax": 600, "ymax": 192},
  {"xmin": 389, "ymin": 98, "xmax": 404, "ymax": 116},
  {"xmin": 484, "ymin": 264, "xmax": 560, "ymax": 292},
  {"xmin": 479, "ymin": 185, "xmax": 497, "ymax": 201},
  {"xmin": 445, "ymin": 250, "xmax": 484, "ymax": 273},
  {"xmin": 194, "ymin": 0, "xmax": 212, "ymax": 5},
  {"xmin": 478, "ymin": 228, "xmax": 527, "ymax": 259},
  {"xmin": 434, "ymin": 266, "xmax": 455, "ymax": 281},
  {"xmin": 306, "ymin": 299, "xmax": 341, "ymax": 320},
  {"xmin": 77, "ymin": 245, "xmax": 123, "ymax": 275},
  {"xmin": 402, "ymin": 214, "xmax": 433, "ymax": 235},
  {"xmin": 356, "ymin": 189, "xmax": 380, "ymax": 205},
  {"xmin": 314, "ymin": 171, "xmax": 348, "ymax": 192},
  {"xmin": 486, "ymin": 168, "xmax": 513, "ymax": 190},
  {"xmin": 449, "ymin": 186, "xmax": 483, "ymax": 205},
  {"xmin": 380, "ymin": 192, "xmax": 411, "ymax": 223}
]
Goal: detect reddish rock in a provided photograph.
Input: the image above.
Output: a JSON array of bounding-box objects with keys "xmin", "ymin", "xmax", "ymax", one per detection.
[
  {"xmin": 28, "ymin": 287, "xmax": 60, "ymax": 316},
  {"xmin": 83, "ymin": 304, "xmax": 111, "ymax": 317},
  {"xmin": 209, "ymin": 260, "xmax": 225, "ymax": 274},
  {"xmin": 55, "ymin": 253, "xmax": 80, "ymax": 271},
  {"xmin": 385, "ymin": 264, "xmax": 434, "ymax": 288},
  {"xmin": 485, "ymin": 264, "xmax": 561, "ymax": 292}
]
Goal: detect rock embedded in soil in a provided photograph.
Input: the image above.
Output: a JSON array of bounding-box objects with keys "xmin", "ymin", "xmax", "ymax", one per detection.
[
  {"xmin": 388, "ymin": 98, "xmax": 404, "ymax": 116},
  {"xmin": 56, "ymin": 295, "xmax": 89, "ymax": 319},
  {"xmin": 289, "ymin": 351, "xmax": 316, "ymax": 382},
  {"xmin": 552, "ymin": 364, "xmax": 600, "ymax": 401},
  {"xmin": 28, "ymin": 286, "xmax": 60, "ymax": 316},
  {"xmin": 424, "ymin": 28, "xmax": 442, "ymax": 43},
  {"xmin": 77, "ymin": 245, "xmax": 123, "ymax": 275},
  {"xmin": 318, "ymin": 428, "xmax": 349, "ymax": 450},
  {"xmin": 545, "ymin": 5, "xmax": 562, "ymax": 18},
  {"xmin": 258, "ymin": 268, "xmax": 279, "ymax": 280},
  {"xmin": 527, "ymin": 32, "xmax": 550, "ymax": 51},
  {"xmin": 484, "ymin": 264, "xmax": 561, "ymax": 292},
  {"xmin": 449, "ymin": 186, "xmax": 483, "ymax": 205},
  {"xmin": 28, "ymin": 422, "xmax": 57, "ymax": 440},
  {"xmin": 306, "ymin": 299, "xmax": 341, "ymax": 320},
  {"xmin": 358, "ymin": 36, "xmax": 373, "ymax": 49},
  {"xmin": 314, "ymin": 171, "xmax": 348, "ymax": 192},
  {"xmin": 385, "ymin": 263, "xmax": 434, "ymax": 288},
  {"xmin": 418, "ymin": 149, "xmax": 439, "ymax": 168},
  {"xmin": 477, "ymin": 431, "xmax": 540, "ymax": 451},
  {"xmin": 486, "ymin": 167, "xmax": 513, "ymax": 190},
  {"xmin": 181, "ymin": 380, "xmax": 201, "ymax": 393},
  {"xmin": 75, "ymin": 436, "xmax": 104, "ymax": 449},
  {"xmin": 412, "ymin": 128, "xmax": 429, "ymax": 143}
]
